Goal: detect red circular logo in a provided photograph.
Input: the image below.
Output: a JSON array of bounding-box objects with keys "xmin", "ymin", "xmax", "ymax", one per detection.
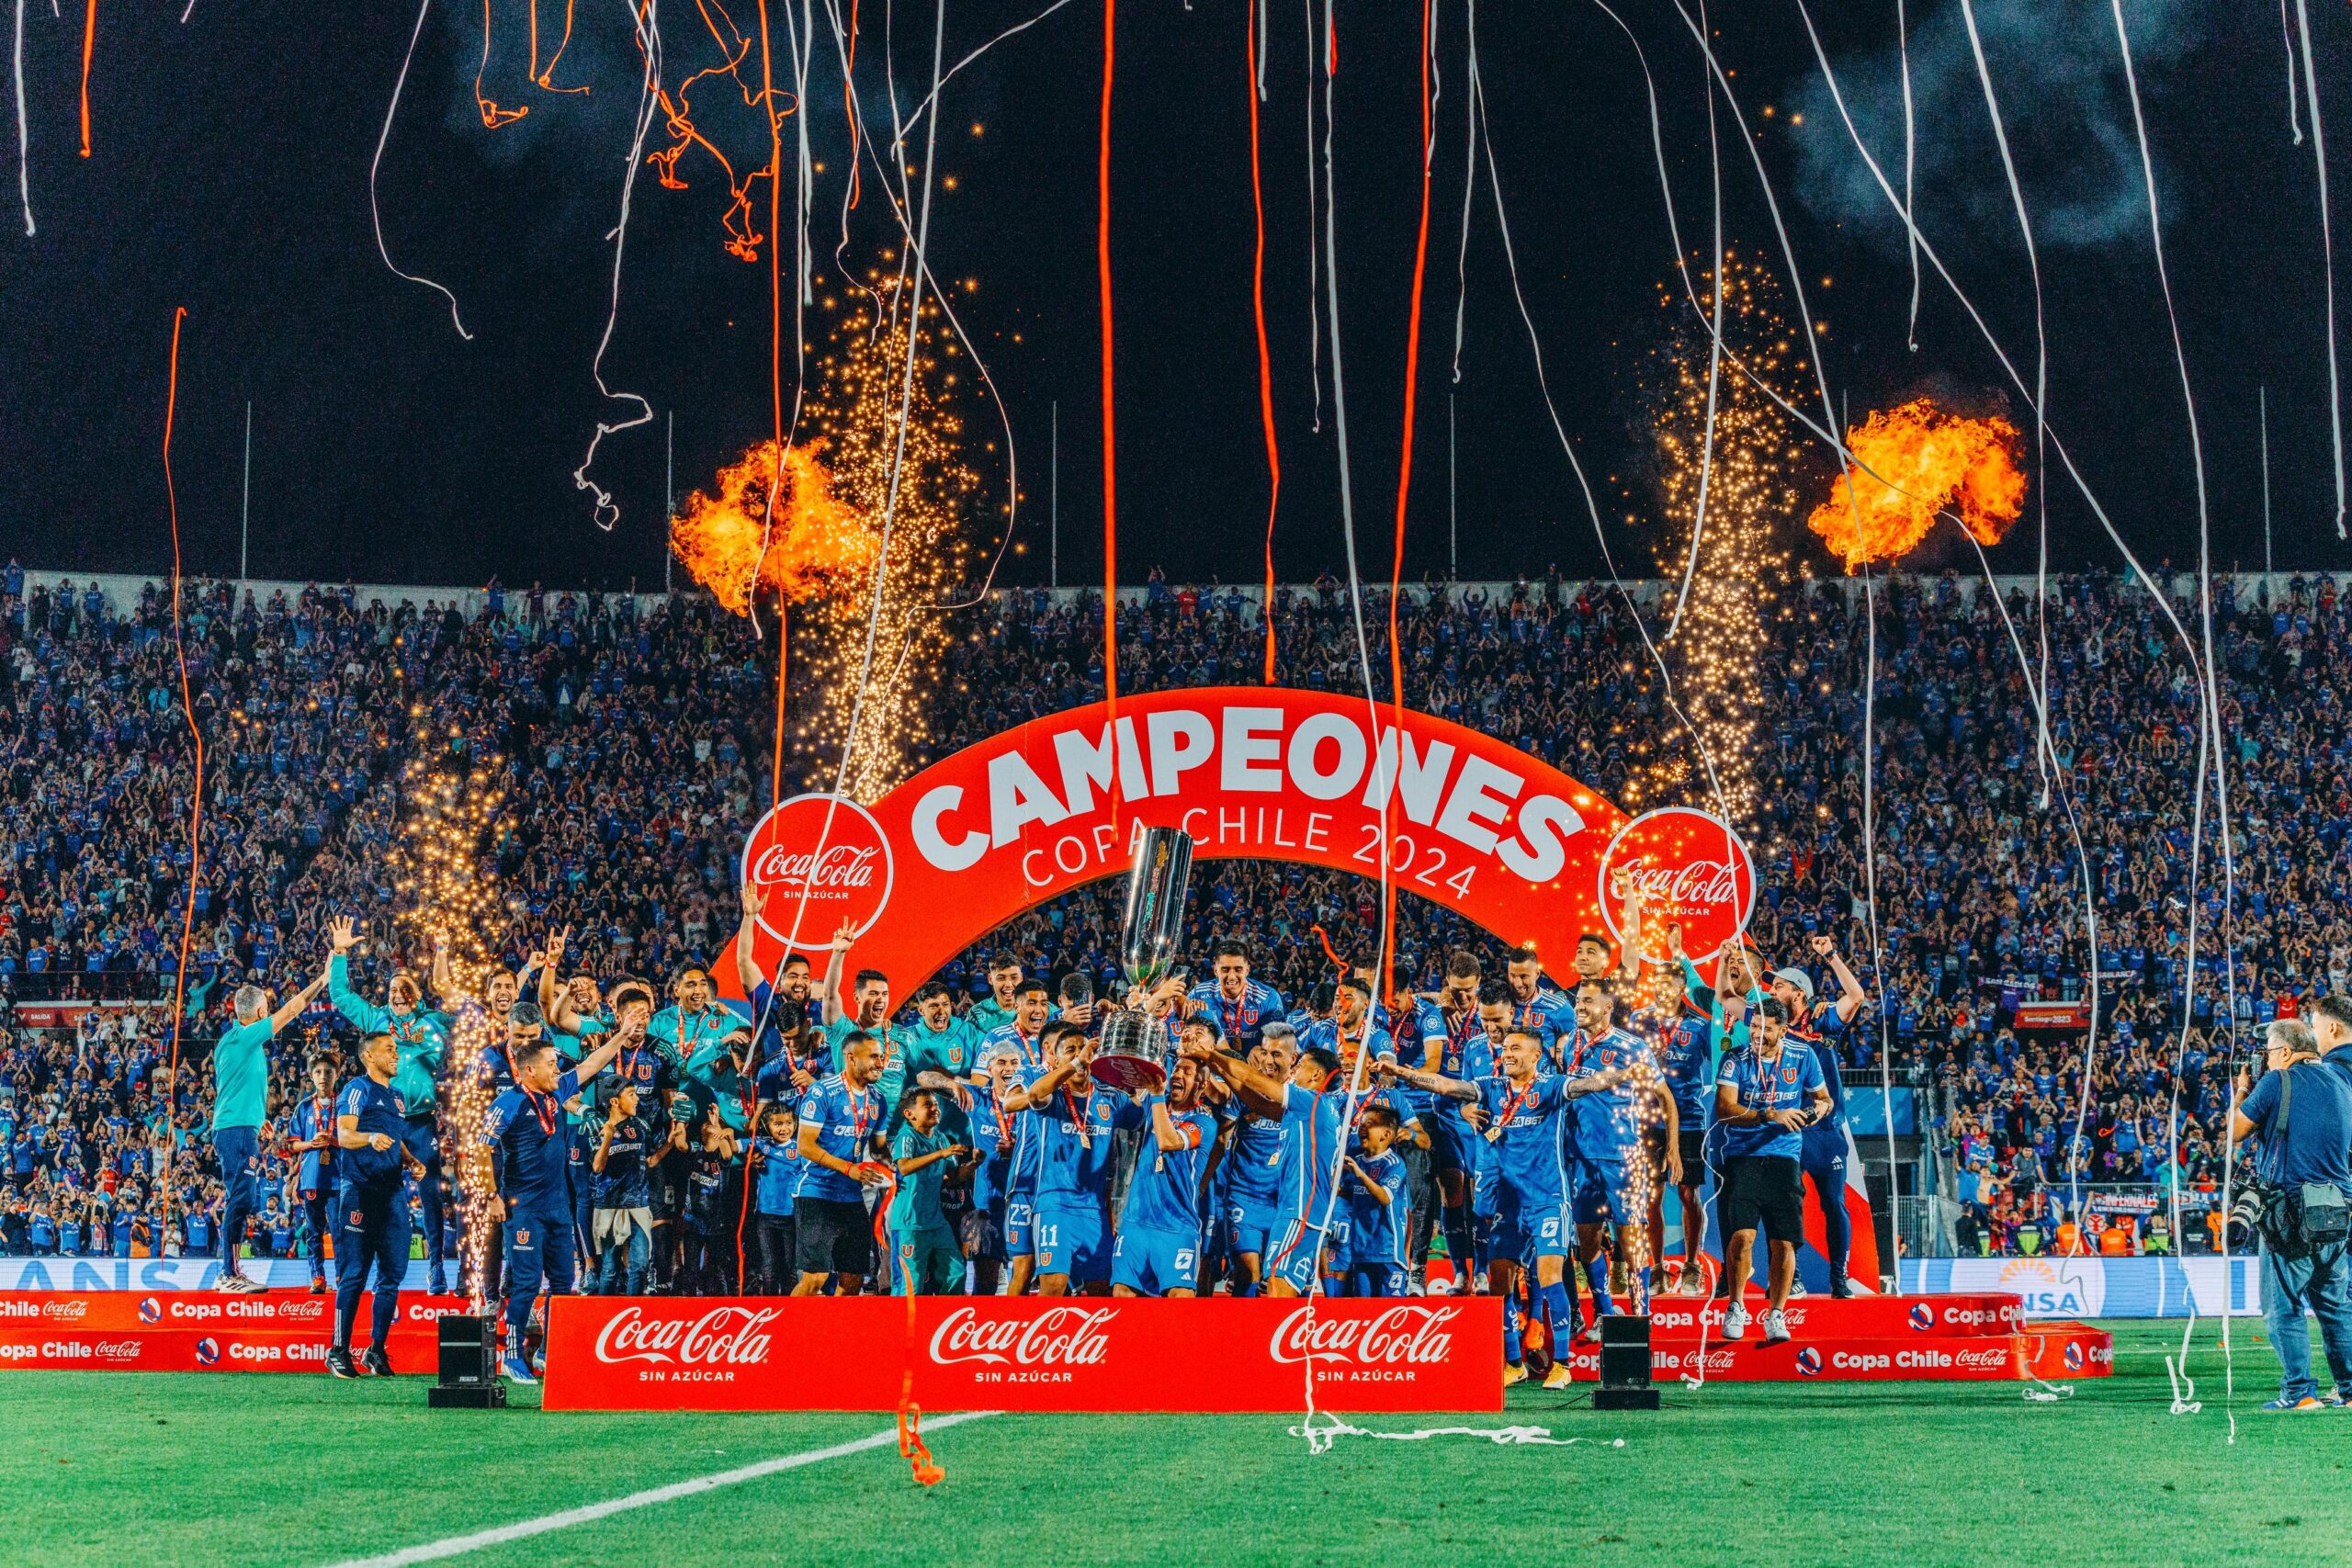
[
  {"xmin": 1596, "ymin": 807, "xmax": 1756, "ymax": 963},
  {"xmin": 741, "ymin": 793, "xmax": 896, "ymax": 949}
]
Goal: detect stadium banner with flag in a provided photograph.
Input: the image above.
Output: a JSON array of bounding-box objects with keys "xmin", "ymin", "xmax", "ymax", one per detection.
[{"xmin": 542, "ymin": 1295, "xmax": 1504, "ymax": 1413}]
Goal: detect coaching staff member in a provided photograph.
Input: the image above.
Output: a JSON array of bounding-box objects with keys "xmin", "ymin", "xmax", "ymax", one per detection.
[
  {"xmin": 2232, "ymin": 1018, "xmax": 2352, "ymax": 1412},
  {"xmin": 1713, "ymin": 997, "xmax": 1829, "ymax": 1347}
]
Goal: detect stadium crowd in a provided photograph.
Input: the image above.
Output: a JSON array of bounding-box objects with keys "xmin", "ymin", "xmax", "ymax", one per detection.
[{"xmin": 1, "ymin": 558, "xmax": 2344, "ymax": 1295}]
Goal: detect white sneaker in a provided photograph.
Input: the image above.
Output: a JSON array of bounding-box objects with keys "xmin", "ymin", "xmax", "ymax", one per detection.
[
  {"xmin": 1761, "ymin": 1308, "xmax": 1792, "ymax": 1345},
  {"xmin": 1722, "ymin": 1303, "xmax": 1750, "ymax": 1340}
]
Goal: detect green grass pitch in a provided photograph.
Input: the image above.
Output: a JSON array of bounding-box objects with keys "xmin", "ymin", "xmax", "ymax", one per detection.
[{"xmin": 4, "ymin": 1320, "xmax": 2343, "ymax": 1566}]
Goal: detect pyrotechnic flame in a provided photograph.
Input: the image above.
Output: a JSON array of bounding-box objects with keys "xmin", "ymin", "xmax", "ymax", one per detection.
[
  {"xmin": 669, "ymin": 440, "xmax": 882, "ymax": 615},
  {"xmin": 1807, "ymin": 399, "xmax": 2028, "ymax": 570}
]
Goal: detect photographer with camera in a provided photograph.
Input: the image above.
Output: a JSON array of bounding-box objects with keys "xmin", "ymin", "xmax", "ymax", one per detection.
[{"xmin": 2230, "ymin": 1019, "xmax": 2352, "ymax": 1412}]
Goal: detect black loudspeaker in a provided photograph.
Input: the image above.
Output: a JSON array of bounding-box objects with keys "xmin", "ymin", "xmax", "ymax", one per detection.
[
  {"xmin": 1592, "ymin": 1313, "xmax": 1659, "ymax": 1412},
  {"xmin": 427, "ymin": 1312, "xmax": 508, "ymax": 1410}
]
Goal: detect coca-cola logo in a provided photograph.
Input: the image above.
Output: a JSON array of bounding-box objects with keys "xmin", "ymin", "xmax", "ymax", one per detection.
[
  {"xmin": 593, "ymin": 1305, "xmax": 780, "ymax": 1368},
  {"xmin": 1597, "ymin": 807, "xmax": 1756, "ymax": 966},
  {"xmin": 1269, "ymin": 1304, "xmax": 1461, "ymax": 1366},
  {"xmin": 40, "ymin": 1300, "xmax": 88, "ymax": 1320},
  {"xmin": 741, "ymin": 793, "xmax": 896, "ymax": 950},
  {"xmin": 1951, "ymin": 1346, "xmax": 2012, "ymax": 1371},
  {"xmin": 928, "ymin": 1304, "xmax": 1116, "ymax": 1368}
]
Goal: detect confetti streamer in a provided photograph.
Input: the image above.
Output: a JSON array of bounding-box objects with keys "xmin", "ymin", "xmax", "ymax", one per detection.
[
  {"xmin": 77, "ymin": 0, "xmax": 93, "ymax": 156},
  {"xmin": 571, "ymin": 0, "xmax": 666, "ymax": 528},
  {"xmin": 2290, "ymin": 0, "xmax": 2344, "ymax": 537},
  {"xmin": 155, "ymin": 307, "xmax": 206, "ymax": 1258},
  {"xmin": 372, "ymin": 0, "xmax": 475, "ymax": 338},
  {"xmin": 1248, "ymin": 0, "xmax": 1279, "ymax": 682},
  {"xmin": 11, "ymin": 0, "xmax": 28, "ymax": 234}
]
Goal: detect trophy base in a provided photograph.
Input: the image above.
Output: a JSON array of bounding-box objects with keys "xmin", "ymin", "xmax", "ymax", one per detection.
[{"xmin": 1088, "ymin": 1053, "xmax": 1167, "ymax": 1096}]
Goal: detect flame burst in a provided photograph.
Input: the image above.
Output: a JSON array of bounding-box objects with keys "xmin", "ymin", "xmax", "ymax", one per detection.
[
  {"xmin": 669, "ymin": 441, "xmax": 882, "ymax": 615},
  {"xmin": 1807, "ymin": 399, "xmax": 2028, "ymax": 570}
]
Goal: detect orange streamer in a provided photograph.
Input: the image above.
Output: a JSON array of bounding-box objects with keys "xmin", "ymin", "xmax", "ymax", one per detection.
[
  {"xmin": 536, "ymin": 0, "xmax": 588, "ymax": 93},
  {"xmin": 476, "ymin": 0, "xmax": 530, "ymax": 127},
  {"xmin": 157, "ymin": 308, "xmax": 205, "ymax": 1254},
  {"xmin": 1382, "ymin": 0, "xmax": 1434, "ymax": 1004},
  {"xmin": 1100, "ymin": 0, "xmax": 1119, "ymax": 739},
  {"xmin": 1248, "ymin": 0, "xmax": 1279, "ymax": 683},
  {"xmin": 77, "ymin": 0, "xmax": 95, "ymax": 156},
  {"xmin": 873, "ymin": 1171, "xmax": 944, "ymax": 1485}
]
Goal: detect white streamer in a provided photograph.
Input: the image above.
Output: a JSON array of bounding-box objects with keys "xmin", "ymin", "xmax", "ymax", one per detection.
[
  {"xmin": 1898, "ymin": 0, "xmax": 1917, "ymax": 349},
  {"xmin": 2280, "ymin": 0, "xmax": 2304, "ymax": 144},
  {"xmin": 371, "ymin": 0, "xmax": 473, "ymax": 339},
  {"xmin": 571, "ymin": 0, "xmax": 665, "ymax": 529},
  {"xmin": 1294, "ymin": 1422, "xmax": 1619, "ymax": 1455},
  {"xmin": 11, "ymin": 0, "xmax": 28, "ymax": 236},
  {"xmin": 1955, "ymin": 0, "xmax": 2052, "ymax": 804},
  {"xmin": 2290, "ymin": 0, "xmax": 2345, "ymax": 537}
]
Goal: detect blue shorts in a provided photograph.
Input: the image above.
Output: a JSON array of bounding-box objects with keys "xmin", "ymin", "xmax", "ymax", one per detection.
[
  {"xmin": 1034, "ymin": 1200, "xmax": 1110, "ymax": 1283},
  {"xmin": 1494, "ymin": 1190, "xmax": 1572, "ymax": 1259},
  {"xmin": 1470, "ymin": 1152, "xmax": 1500, "ymax": 1222},
  {"xmin": 1321, "ymin": 1214, "xmax": 1353, "ymax": 1275},
  {"xmin": 1227, "ymin": 1199, "xmax": 1276, "ymax": 1262},
  {"xmin": 1264, "ymin": 1217, "xmax": 1326, "ymax": 1294},
  {"xmin": 1429, "ymin": 1115, "xmax": 1484, "ymax": 1178},
  {"xmin": 1111, "ymin": 1226, "xmax": 1201, "ymax": 1295},
  {"xmin": 1349, "ymin": 1260, "xmax": 1408, "ymax": 1297},
  {"xmin": 1572, "ymin": 1160, "xmax": 1638, "ymax": 1227},
  {"xmin": 1003, "ymin": 1193, "xmax": 1036, "ymax": 1259}
]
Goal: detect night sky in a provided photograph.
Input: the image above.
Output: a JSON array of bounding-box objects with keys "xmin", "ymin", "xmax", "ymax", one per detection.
[{"xmin": 4, "ymin": 0, "xmax": 2349, "ymax": 591}]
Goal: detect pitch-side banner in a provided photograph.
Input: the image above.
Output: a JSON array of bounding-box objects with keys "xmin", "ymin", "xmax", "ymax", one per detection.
[
  {"xmin": 722, "ymin": 687, "xmax": 1757, "ymax": 998},
  {"xmin": 542, "ymin": 1296, "xmax": 1504, "ymax": 1413}
]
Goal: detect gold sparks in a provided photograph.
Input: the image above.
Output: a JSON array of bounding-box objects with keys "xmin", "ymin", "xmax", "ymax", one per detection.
[
  {"xmin": 390, "ymin": 757, "xmax": 505, "ymax": 1311},
  {"xmin": 786, "ymin": 281, "xmax": 985, "ymax": 802},
  {"xmin": 1624, "ymin": 250, "xmax": 1807, "ymax": 836}
]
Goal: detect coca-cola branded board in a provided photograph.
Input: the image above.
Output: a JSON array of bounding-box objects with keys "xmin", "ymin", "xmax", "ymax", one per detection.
[
  {"xmin": 1557, "ymin": 1323, "xmax": 2112, "ymax": 1382},
  {"xmin": 543, "ymin": 1296, "xmax": 1504, "ymax": 1413},
  {"xmin": 723, "ymin": 689, "xmax": 1761, "ymax": 999}
]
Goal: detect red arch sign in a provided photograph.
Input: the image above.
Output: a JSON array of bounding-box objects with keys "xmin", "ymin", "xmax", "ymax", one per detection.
[{"xmin": 718, "ymin": 686, "xmax": 1754, "ymax": 998}]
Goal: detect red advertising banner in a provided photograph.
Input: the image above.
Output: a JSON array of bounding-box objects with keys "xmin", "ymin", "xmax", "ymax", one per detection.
[
  {"xmin": 542, "ymin": 1295, "xmax": 1504, "ymax": 1413},
  {"xmin": 720, "ymin": 688, "xmax": 1756, "ymax": 998},
  {"xmin": 0, "ymin": 1291, "xmax": 470, "ymax": 1334}
]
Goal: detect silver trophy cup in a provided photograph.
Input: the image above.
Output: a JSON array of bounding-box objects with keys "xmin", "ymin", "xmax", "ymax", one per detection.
[{"xmin": 1090, "ymin": 826, "xmax": 1194, "ymax": 1095}]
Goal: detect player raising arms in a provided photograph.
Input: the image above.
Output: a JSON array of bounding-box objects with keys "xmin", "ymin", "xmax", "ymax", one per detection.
[
  {"xmin": 1637, "ymin": 926, "xmax": 1717, "ymax": 1295},
  {"xmin": 1776, "ymin": 934, "xmax": 1868, "ymax": 1295},
  {"xmin": 1382, "ymin": 1028, "xmax": 1626, "ymax": 1387},
  {"xmin": 1003, "ymin": 1021, "xmax": 1120, "ymax": 1296},
  {"xmin": 987, "ymin": 978, "xmax": 1057, "ymax": 1296},
  {"xmin": 1563, "ymin": 976, "xmax": 1678, "ymax": 1325},
  {"xmin": 1182, "ymin": 1033, "xmax": 1345, "ymax": 1299},
  {"xmin": 1109, "ymin": 1026, "xmax": 1220, "ymax": 1298},
  {"xmin": 325, "ymin": 916, "xmax": 452, "ymax": 1294},
  {"xmin": 1416, "ymin": 950, "xmax": 1494, "ymax": 1293}
]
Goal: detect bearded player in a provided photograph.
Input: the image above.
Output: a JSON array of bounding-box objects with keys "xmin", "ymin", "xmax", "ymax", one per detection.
[
  {"xmin": 1416, "ymin": 950, "xmax": 1493, "ymax": 1292},
  {"xmin": 1381, "ymin": 1029, "xmax": 1625, "ymax": 1387},
  {"xmin": 1182, "ymin": 1034, "xmax": 1344, "ymax": 1298},
  {"xmin": 1109, "ymin": 1032, "xmax": 1219, "ymax": 1297},
  {"xmin": 1563, "ymin": 976, "xmax": 1677, "ymax": 1325}
]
